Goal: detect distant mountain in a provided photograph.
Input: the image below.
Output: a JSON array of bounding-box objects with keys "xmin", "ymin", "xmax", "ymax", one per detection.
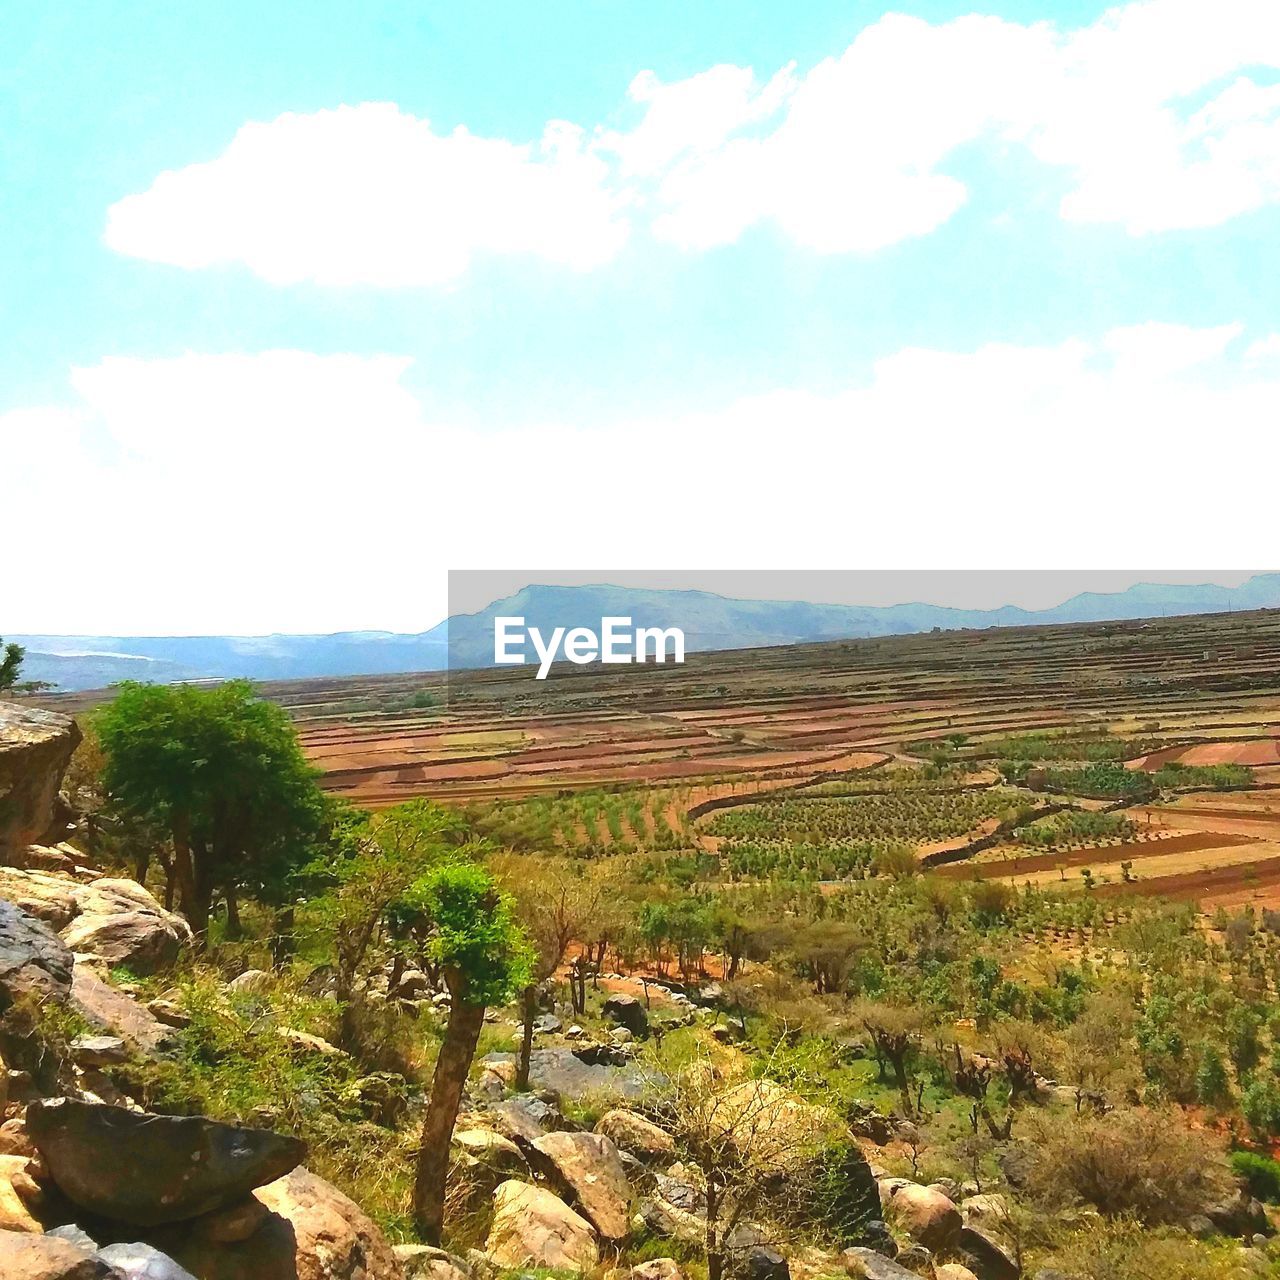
[{"xmin": 13, "ymin": 573, "xmax": 1280, "ymax": 692}]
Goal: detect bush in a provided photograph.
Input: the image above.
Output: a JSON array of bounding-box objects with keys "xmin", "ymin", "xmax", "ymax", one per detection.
[
  {"xmin": 1021, "ymin": 1106, "xmax": 1233, "ymax": 1225},
  {"xmin": 1042, "ymin": 1218, "xmax": 1258, "ymax": 1280},
  {"xmin": 1230, "ymin": 1150, "xmax": 1280, "ymax": 1203}
]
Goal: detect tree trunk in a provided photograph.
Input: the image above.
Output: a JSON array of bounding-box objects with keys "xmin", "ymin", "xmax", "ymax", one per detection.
[
  {"xmin": 270, "ymin": 907, "xmax": 295, "ymax": 970},
  {"xmin": 706, "ymin": 1180, "xmax": 722, "ymax": 1280},
  {"xmin": 891, "ymin": 1054, "xmax": 914, "ymax": 1119},
  {"xmin": 224, "ymin": 886, "xmax": 242, "ymax": 939},
  {"xmin": 516, "ymin": 984, "xmax": 537, "ymax": 1091},
  {"xmin": 414, "ymin": 996, "xmax": 487, "ymax": 1244}
]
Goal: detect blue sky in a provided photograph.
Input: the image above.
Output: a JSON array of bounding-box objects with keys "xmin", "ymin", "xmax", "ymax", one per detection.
[{"xmin": 5, "ymin": 1, "xmax": 1280, "ymax": 633}]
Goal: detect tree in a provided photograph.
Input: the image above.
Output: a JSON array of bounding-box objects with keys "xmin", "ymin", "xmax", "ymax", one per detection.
[
  {"xmin": 412, "ymin": 862, "xmax": 530, "ymax": 1243},
  {"xmin": 94, "ymin": 680, "xmax": 328, "ymax": 941},
  {"xmin": 308, "ymin": 800, "xmax": 473, "ymax": 1045},
  {"xmin": 494, "ymin": 855, "xmax": 600, "ymax": 1091},
  {"xmin": 0, "ymin": 639, "xmax": 24, "ymax": 693},
  {"xmin": 851, "ymin": 998, "xmax": 927, "ymax": 1118},
  {"xmin": 650, "ymin": 1043, "xmax": 839, "ymax": 1280}
]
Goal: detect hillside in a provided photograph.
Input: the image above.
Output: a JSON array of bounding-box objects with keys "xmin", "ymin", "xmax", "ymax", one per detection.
[{"xmin": 14, "ymin": 573, "xmax": 1280, "ymax": 691}]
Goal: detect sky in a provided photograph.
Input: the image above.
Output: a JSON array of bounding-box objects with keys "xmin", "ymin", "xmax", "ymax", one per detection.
[{"xmin": 5, "ymin": 0, "xmax": 1280, "ymax": 635}]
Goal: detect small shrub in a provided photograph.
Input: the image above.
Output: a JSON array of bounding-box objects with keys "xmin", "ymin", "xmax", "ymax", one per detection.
[
  {"xmin": 1021, "ymin": 1106, "xmax": 1232, "ymax": 1225},
  {"xmin": 1230, "ymin": 1150, "xmax": 1280, "ymax": 1203}
]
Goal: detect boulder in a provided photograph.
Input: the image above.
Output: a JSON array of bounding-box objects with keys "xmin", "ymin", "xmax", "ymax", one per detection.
[
  {"xmin": 159, "ymin": 1167, "xmax": 402, "ymax": 1280},
  {"xmin": 743, "ymin": 1246, "xmax": 789, "ymax": 1280},
  {"xmin": 531, "ymin": 1130, "xmax": 633, "ymax": 1240},
  {"xmin": 0, "ymin": 1231, "xmax": 120, "ymax": 1278},
  {"xmin": 70, "ymin": 968, "xmax": 174, "ymax": 1058},
  {"xmin": 885, "ymin": 1182, "xmax": 962, "ymax": 1252},
  {"xmin": 491, "ymin": 1094, "xmax": 563, "ymax": 1142},
  {"xmin": 631, "ymin": 1260, "xmax": 684, "ymax": 1280},
  {"xmin": 0, "ymin": 901, "xmax": 74, "ymax": 1011},
  {"xmin": 840, "ymin": 1249, "xmax": 920, "ymax": 1279},
  {"xmin": 71, "ymin": 1036, "xmax": 128, "ymax": 1068},
  {"xmin": 0, "ymin": 869, "xmax": 80, "ymax": 929},
  {"xmin": 595, "ymin": 1109, "xmax": 675, "ymax": 1162},
  {"xmin": 0, "ymin": 1118, "xmax": 36, "ymax": 1158},
  {"xmin": 253, "ymin": 1167, "xmax": 402, "ymax": 1280},
  {"xmin": 393, "ymin": 1245, "xmax": 471, "ymax": 1280},
  {"xmin": 187, "ymin": 1196, "xmax": 269, "ymax": 1244},
  {"xmin": 1206, "ymin": 1189, "xmax": 1271, "ymax": 1238},
  {"xmin": 957, "ymin": 1226, "xmax": 1019, "ymax": 1280},
  {"xmin": 61, "ymin": 896, "xmax": 190, "ymax": 977},
  {"xmin": 26, "ymin": 1098, "xmax": 305, "ymax": 1226},
  {"xmin": 95, "ymin": 1244, "xmax": 197, "ymax": 1280},
  {"xmin": 451, "ymin": 1129, "xmax": 529, "ymax": 1194},
  {"xmin": 481, "ymin": 1048, "xmax": 648, "ymax": 1101},
  {"xmin": 0, "ymin": 705, "xmax": 80, "ymax": 858},
  {"xmin": 487, "ymin": 1181, "xmax": 599, "ymax": 1272},
  {"xmin": 935, "ymin": 1267, "xmax": 979, "ymax": 1280},
  {"xmin": 0, "ymin": 1153, "xmax": 42, "ymax": 1232},
  {"xmin": 225, "ymin": 971, "xmax": 272, "ymax": 996},
  {"xmin": 602, "ymin": 994, "xmax": 648, "ymax": 1037}
]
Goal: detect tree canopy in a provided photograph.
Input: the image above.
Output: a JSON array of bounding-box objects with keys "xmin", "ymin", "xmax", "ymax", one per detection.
[{"xmin": 94, "ymin": 679, "xmax": 329, "ymax": 939}]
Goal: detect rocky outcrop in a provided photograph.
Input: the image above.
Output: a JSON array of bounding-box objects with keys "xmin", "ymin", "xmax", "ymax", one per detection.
[
  {"xmin": 0, "ymin": 705, "xmax": 80, "ymax": 860},
  {"xmin": 0, "ymin": 900, "xmax": 74, "ymax": 1012},
  {"xmin": 0, "ymin": 872, "xmax": 191, "ymax": 978},
  {"xmin": 530, "ymin": 1130, "xmax": 633, "ymax": 1241},
  {"xmin": 486, "ymin": 1180, "xmax": 599, "ymax": 1272},
  {"xmin": 595, "ymin": 1109, "xmax": 675, "ymax": 1162},
  {"xmin": 26, "ymin": 1099, "xmax": 305, "ymax": 1227}
]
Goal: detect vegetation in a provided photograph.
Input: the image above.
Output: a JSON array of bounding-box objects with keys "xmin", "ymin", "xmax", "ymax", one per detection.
[
  {"xmin": 41, "ymin": 631, "xmax": 1280, "ymax": 1275},
  {"xmin": 0, "ymin": 637, "xmax": 24, "ymax": 692}
]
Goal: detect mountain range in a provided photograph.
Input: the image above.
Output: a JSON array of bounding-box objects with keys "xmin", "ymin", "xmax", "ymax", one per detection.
[{"xmin": 12, "ymin": 574, "xmax": 1280, "ymax": 692}]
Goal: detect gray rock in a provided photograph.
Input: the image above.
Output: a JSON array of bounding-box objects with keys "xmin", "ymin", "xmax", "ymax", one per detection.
[
  {"xmin": 742, "ymin": 1246, "xmax": 788, "ymax": 1280},
  {"xmin": 492, "ymin": 1093, "xmax": 564, "ymax": 1142},
  {"xmin": 26, "ymin": 1097, "xmax": 306, "ymax": 1226},
  {"xmin": 0, "ymin": 898, "xmax": 74, "ymax": 1011},
  {"xmin": 48, "ymin": 1225, "xmax": 102, "ymax": 1250},
  {"xmin": 840, "ymin": 1248, "xmax": 920, "ymax": 1279},
  {"xmin": 72, "ymin": 1035, "xmax": 129, "ymax": 1067},
  {"xmin": 958, "ymin": 1225, "xmax": 1019, "ymax": 1280},
  {"xmin": 95, "ymin": 1244, "xmax": 197, "ymax": 1280},
  {"xmin": 602, "ymin": 993, "xmax": 648, "ymax": 1037},
  {"xmin": 532, "ymin": 1014, "xmax": 562, "ymax": 1035},
  {"xmin": 482, "ymin": 1048, "xmax": 650, "ymax": 1101}
]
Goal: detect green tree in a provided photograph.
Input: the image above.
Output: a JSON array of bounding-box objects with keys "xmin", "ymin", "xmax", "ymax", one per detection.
[
  {"xmin": 94, "ymin": 680, "xmax": 327, "ymax": 941},
  {"xmin": 0, "ymin": 639, "xmax": 24, "ymax": 692},
  {"xmin": 412, "ymin": 861, "xmax": 530, "ymax": 1243},
  {"xmin": 1194, "ymin": 1043, "xmax": 1230, "ymax": 1107},
  {"xmin": 307, "ymin": 800, "xmax": 472, "ymax": 1045}
]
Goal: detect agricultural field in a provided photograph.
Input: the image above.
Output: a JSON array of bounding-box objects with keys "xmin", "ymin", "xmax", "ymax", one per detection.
[
  {"xmin": 261, "ymin": 607, "xmax": 1280, "ymax": 912},
  {"xmin": 42, "ymin": 605, "xmax": 1280, "ymax": 909}
]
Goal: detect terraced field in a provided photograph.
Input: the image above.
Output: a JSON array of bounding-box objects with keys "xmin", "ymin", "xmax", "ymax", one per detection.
[{"xmin": 38, "ymin": 606, "xmax": 1280, "ymax": 901}]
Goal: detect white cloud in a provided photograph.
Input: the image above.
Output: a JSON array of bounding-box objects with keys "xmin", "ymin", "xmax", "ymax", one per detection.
[
  {"xmin": 6, "ymin": 322, "xmax": 1279, "ymax": 633},
  {"xmin": 618, "ymin": 0, "xmax": 1280, "ymax": 252},
  {"xmin": 105, "ymin": 103, "xmax": 629, "ymax": 286},
  {"xmin": 105, "ymin": 2, "xmax": 1280, "ymax": 283}
]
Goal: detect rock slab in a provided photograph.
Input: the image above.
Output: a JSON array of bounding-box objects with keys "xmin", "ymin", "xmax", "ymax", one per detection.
[{"xmin": 26, "ymin": 1098, "xmax": 306, "ymax": 1226}]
